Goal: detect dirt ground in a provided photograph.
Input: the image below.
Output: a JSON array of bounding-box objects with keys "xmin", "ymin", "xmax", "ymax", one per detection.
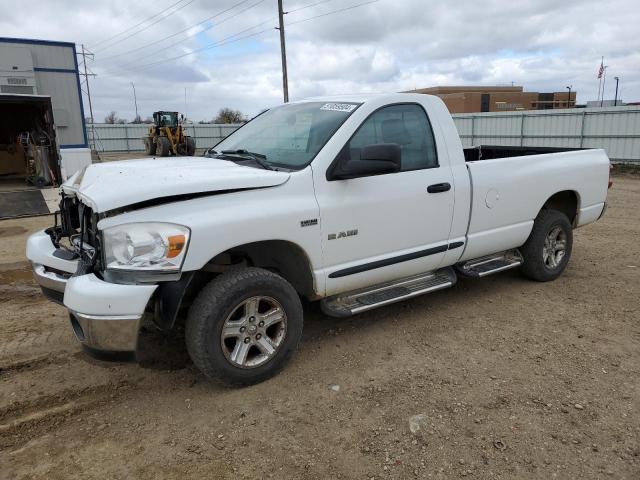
[{"xmin": 1, "ymin": 176, "xmax": 639, "ymax": 480}]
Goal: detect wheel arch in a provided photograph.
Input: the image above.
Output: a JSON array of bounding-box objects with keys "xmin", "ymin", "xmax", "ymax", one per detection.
[
  {"xmin": 204, "ymin": 240, "xmax": 317, "ymax": 300},
  {"xmin": 153, "ymin": 239, "xmax": 317, "ymax": 331},
  {"xmin": 539, "ymin": 190, "xmax": 580, "ymax": 227}
]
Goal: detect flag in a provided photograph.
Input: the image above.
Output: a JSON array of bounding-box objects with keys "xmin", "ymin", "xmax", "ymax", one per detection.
[{"xmin": 597, "ymin": 59, "xmax": 604, "ymax": 79}]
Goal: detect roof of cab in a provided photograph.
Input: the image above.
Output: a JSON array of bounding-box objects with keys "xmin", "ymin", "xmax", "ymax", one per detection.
[{"xmin": 296, "ymin": 92, "xmax": 436, "ymax": 104}]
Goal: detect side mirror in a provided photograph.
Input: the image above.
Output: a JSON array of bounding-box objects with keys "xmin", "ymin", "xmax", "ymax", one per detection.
[{"xmin": 331, "ymin": 143, "xmax": 401, "ymax": 180}]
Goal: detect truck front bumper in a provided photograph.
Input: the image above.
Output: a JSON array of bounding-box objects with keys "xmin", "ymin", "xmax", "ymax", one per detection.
[{"xmin": 27, "ymin": 230, "xmax": 157, "ymax": 353}]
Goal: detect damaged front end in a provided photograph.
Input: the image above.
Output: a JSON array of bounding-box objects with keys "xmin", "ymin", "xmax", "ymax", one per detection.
[
  {"xmin": 46, "ymin": 193, "xmax": 103, "ymax": 276},
  {"xmin": 49, "ymin": 192, "xmax": 198, "ymax": 338}
]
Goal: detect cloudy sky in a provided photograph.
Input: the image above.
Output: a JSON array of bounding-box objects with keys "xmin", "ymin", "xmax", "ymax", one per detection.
[{"xmin": 2, "ymin": 0, "xmax": 638, "ymax": 121}]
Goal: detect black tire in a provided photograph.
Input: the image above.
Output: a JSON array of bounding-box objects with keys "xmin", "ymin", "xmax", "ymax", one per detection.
[
  {"xmin": 185, "ymin": 137, "xmax": 196, "ymax": 156},
  {"xmin": 520, "ymin": 209, "xmax": 573, "ymax": 282},
  {"xmin": 144, "ymin": 136, "xmax": 156, "ymax": 155},
  {"xmin": 176, "ymin": 143, "xmax": 187, "ymax": 156},
  {"xmin": 185, "ymin": 268, "xmax": 303, "ymax": 386},
  {"xmin": 157, "ymin": 136, "xmax": 170, "ymax": 157}
]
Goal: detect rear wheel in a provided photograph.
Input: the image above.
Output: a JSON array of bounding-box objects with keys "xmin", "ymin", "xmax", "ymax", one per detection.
[
  {"xmin": 156, "ymin": 136, "xmax": 170, "ymax": 157},
  {"xmin": 185, "ymin": 268, "xmax": 303, "ymax": 386},
  {"xmin": 520, "ymin": 209, "xmax": 573, "ymax": 282},
  {"xmin": 144, "ymin": 136, "xmax": 156, "ymax": 155}
]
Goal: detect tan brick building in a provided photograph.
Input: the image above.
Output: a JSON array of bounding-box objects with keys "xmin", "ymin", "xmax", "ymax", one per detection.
[{"xmin": 406, "ymin": 86, "xmax": 576, "ymax": 113}]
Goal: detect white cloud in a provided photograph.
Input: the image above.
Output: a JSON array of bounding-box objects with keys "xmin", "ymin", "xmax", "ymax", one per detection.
[{"xmin": 1, "ymin": 0, "xmax": 638, "ymax": 121}]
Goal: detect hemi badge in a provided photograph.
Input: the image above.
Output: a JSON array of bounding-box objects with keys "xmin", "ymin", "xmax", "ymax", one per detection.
[{"xmin": 300, "ymin": 219, "xmax": 318, "ymax": 227}]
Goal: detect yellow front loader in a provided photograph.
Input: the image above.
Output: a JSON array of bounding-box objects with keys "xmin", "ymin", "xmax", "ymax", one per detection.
[{"xmin": 144, "ymin": 111, "xmax": 196, "ymax": 156}]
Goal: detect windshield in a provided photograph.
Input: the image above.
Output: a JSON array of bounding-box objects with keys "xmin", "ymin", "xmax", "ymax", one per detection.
[
  {"xmin": 213, "ymin": 101, "xmax": 361, "ymax": 169},
  {"xmin": 156, "ymin": 112, "xmax": 178, "ymax": 127}
]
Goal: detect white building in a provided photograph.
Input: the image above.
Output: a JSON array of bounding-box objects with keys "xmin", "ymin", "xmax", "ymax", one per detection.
[{"xmin": 0, "ymin": 37, "xmax": 92, "ymax": 217}]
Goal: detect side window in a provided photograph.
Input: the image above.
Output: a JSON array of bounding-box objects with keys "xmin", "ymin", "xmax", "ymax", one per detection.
[{"xmin": 345, "ymin": 104, "xmax": 438, "ymax": 171}]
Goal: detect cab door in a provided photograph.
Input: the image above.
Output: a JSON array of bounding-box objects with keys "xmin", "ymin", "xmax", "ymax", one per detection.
[{"xmin": 313, "ymin": 103, "xmax": 455, "ymax": 296}]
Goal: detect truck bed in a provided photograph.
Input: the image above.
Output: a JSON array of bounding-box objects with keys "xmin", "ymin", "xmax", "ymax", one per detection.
[{"xmin": 459, "ymin": 148, "xmax": 610, "ymax": 262}]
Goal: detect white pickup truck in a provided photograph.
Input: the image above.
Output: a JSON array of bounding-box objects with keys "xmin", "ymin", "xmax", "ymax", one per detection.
[{"xmin": 27, "ymin": 93, "xmax": 611, "ymax": 385}]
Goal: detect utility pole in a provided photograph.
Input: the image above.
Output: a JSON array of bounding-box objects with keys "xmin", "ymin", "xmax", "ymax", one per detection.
[
  {"xmin": 79, "ymin": 44, "xmax": 97, "ymax": 148},
  {"xmin": 566, "ymin": 85, "xmax": 572, "ymax": 108},
  {"xmin": 614, "ymin": 76, "xmax": 620, "ymax": 106},
  {"xmin": 277, "ymin": 0, "xmax": 289, "ymax": 103},
  {"xmin": 131, "ymin": 82, "xmax": 139, "ymax": 121}
]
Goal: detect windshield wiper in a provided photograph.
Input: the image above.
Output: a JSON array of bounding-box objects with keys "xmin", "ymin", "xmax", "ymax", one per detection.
[{"xmin": 220, "ymin": 149, "xmax": 274, "ymax": 170}]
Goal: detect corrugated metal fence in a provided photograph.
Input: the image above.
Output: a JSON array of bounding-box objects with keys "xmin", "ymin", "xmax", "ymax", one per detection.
[
  {"xmin": 87, "ymin": 106, "xmax": 640, "ymax": 163},
  {"xmin": 452, "ymin": 106, "xmax": 640, "ymax": 164},
  {"xmin": 87, "ymin": 123, "xmax": 242, "ymax": 152}
]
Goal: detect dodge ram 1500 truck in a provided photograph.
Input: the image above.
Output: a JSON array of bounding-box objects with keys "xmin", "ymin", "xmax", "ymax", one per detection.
[{"xmin": 27, "ymin": 93, "xmax": 611, "ymax": 385}]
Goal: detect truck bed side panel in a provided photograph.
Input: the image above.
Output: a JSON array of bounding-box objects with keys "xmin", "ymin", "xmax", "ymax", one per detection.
[{"xmin": 460, "ymin": 149, "xmax": 609, "ymax": 262}]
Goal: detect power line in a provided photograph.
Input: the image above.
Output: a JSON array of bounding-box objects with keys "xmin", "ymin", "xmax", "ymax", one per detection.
[
  {"xmin": 99, "ymin": 0, "xmax": 255, "ymax": 62},
  {"xmin": 94, "ymin": 0, "xmax": 196, "ymax": 52},
  {"xmin": 92, "ymin": 20, "xmax": 273, "ymax": 78},
  {"xmin": 113, "ymin": 0, "xmax": 268, "ymax": 67},
  {"xmin": 117, "ymin": 24, "xmax": 275, "ymax": 73},
  {"xmin": 287, "ymin": 0, "xmax": 379, "ymax": 26},
  {"xmin": 286, "ymin": 0, "xmax": 333, "ymax": 14},
  {"xmin": 100, "ymin": 0, "xmax": 378, "ymax": 75},
  {"xmin": 113, "ymin": 21, "xmax": 274, "ymax": 73},
  {"xmin": 90, "ymin": 0, "xmax": 189, "ymax": 48}
]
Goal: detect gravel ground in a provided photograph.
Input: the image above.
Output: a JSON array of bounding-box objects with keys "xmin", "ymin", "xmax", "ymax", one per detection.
[{"xmin": 1, "ymin": 176, "xmax": 638, "ymax": 480}]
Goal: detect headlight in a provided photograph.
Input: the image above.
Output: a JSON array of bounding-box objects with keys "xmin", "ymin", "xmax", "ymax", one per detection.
[{"xmin": 103, "ymin": 222, "xmax": 190, "ymax": 272}]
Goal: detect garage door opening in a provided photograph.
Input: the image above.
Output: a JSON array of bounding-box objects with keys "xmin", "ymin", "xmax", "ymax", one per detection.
[{"xmin": 0, "ymin": 94, "xmax": 61, "ymax": 192}]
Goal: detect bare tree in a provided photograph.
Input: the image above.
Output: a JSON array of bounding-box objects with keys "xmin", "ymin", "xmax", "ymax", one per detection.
[
  {"xmin": 130, "ymin": 115, "xmax": 143, "ymax": 124},
  {"xmin": 104, "ymin": 111, "xmax": 119, "ymax": 124},
  {"xmin": 213, "ymin": 108, "xmax": 246, "ymax": 124}
]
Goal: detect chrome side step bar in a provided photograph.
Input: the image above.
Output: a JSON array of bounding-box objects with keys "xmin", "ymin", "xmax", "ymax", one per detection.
[
  {"xmin": 456, "ymin": 250, "xmax": 523, "ymax": 278},
  {"xmin": 321, "ymin": 268, "xmax": 456, "ymax": 318}
]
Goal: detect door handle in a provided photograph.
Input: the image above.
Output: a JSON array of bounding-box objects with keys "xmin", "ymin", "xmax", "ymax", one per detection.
[{"xmin": 427, "ymin": 182, "xmax": 451, "ymax": 193}]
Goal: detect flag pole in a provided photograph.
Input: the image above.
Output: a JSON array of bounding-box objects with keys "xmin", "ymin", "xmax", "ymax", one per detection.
[
  {"xmin": 597, "ymin": 56, "xmax": 604, "ymax": 102},
  {"xmin": 601, "ymin": 66, "xmax": 608, "ymax": 107}
]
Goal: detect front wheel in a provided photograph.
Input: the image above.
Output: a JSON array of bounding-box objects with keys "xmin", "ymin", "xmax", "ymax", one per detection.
[
  {"xmin": 156, "ymin": 136, "xmax": 170, "ymax": 157},
  {"xmin": 144, "ymin": 136, "xmax": 156, "ymax": 155},
  {"xmin": 185, "ymin": 268, "xmax": 303, "ymax": 386},
  {"xmin": 185, "ymin": 137, "xmax": 196, "ymax": 156},
  {"xmin": 520, "ymin": 209, "xmax": 573, "ymax": 282}
]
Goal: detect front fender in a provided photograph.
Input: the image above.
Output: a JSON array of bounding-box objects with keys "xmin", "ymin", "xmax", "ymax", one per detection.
[
  {"xmin": 97, "ymin": 168, "xmax": 326, "ymax": 296},
  {"xmin": 152, "ymin": 271, "xmax": 197, "ymax": 330}
]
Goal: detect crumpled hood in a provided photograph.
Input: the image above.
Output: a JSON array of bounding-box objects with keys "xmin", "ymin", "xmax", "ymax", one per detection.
[{"xmin": 62, "ymin": 156, "xmax": 290, "ymax": 212}]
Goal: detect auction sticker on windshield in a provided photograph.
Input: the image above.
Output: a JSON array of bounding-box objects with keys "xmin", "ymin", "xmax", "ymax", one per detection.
[{"xmin": 320, "ymin": 103, "xmax": 358, "ymax": 112}]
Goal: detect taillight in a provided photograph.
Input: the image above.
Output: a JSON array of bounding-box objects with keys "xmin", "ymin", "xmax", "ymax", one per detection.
[{"xmin": 608, "ymin": 164, "xmax": 613, "ymax": 189}]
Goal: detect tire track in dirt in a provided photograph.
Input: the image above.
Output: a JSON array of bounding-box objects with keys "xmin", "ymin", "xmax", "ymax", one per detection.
[
  {"xmin": 0, "ymin": 381, "xmax": 133, "ymax": 450},
  {"xmin": 0, "ymin": 352, "xmax": 72, "ymax": 377},
  {"xmin": 0, "ymin": 325, "xmax": 75, "ymax": 363}
]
